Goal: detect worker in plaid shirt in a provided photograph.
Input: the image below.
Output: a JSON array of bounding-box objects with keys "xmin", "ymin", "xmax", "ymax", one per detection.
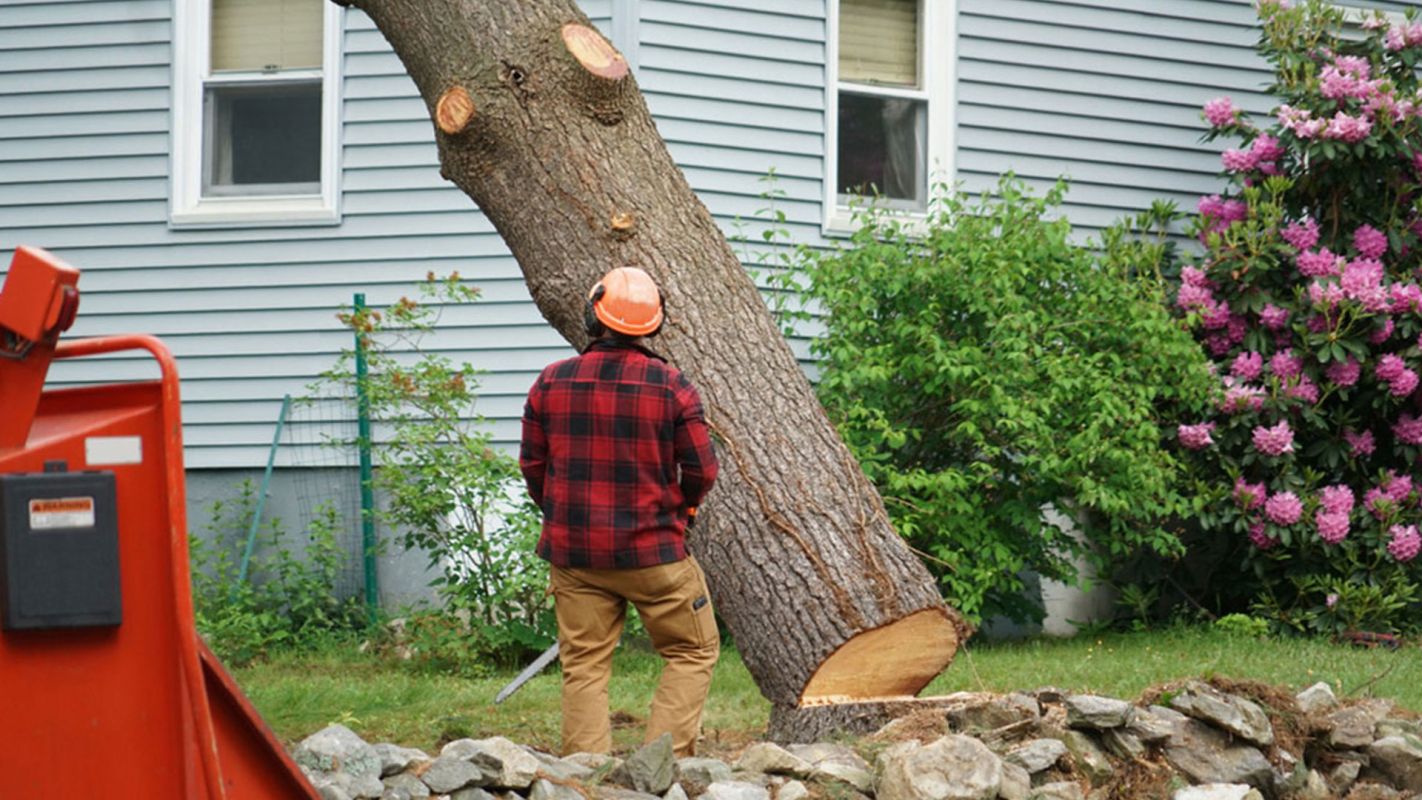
[{"xmin": 520, "ymin": 266, "xmax": 719, "ymax": 757}]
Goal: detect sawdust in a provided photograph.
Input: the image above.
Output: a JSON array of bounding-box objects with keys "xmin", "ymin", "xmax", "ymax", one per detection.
[{"xmin": 865, "ymin": 708, "xmax": 949, "ymax": 744}]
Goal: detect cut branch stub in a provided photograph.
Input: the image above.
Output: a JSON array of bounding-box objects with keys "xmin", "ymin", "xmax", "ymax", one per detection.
[
  {"xmin": 436, "ymin": 86, "xmax": 476, "ymax": 135},
  {"xmin": 561, "ymin": 23, "xmax": 628, "ymax": 81}
]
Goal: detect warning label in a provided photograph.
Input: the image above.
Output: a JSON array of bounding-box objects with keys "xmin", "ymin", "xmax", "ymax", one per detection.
[{"xmin": 29, "ymin": 497, "xmax": 96, "ymax": 530}]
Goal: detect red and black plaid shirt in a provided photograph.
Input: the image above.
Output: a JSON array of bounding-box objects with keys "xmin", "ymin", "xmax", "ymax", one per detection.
[{"xmin": 520, "ymin": 340, "xmax": 718, "ymax": 568}]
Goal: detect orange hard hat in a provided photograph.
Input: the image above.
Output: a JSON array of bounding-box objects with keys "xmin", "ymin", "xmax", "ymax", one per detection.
[{"xmin": 588, "ymin": 267, "xmax": 664, "ymax": 337}]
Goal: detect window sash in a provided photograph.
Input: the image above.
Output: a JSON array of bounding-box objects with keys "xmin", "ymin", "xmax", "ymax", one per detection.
[
  {"xmin": 211, "ymin": 0, "xmax": 323, "ymax": 72},
  {"xmin": 838, "ymin": 0, "xmax": 920, "ymax": 87}
]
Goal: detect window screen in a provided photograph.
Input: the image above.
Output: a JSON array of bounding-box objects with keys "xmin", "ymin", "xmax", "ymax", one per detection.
[
  {"xmin": 839, "ymin": 0, "xmax": 919, "ymax": 87},
  {"xmin": 211, "ymin": 0, "xmax": 323, "ymax": 72}
]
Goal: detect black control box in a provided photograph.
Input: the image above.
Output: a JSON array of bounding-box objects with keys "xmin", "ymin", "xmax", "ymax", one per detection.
[{"xmin": 0, "ymin": 469, "xmax": 121, "ymax": 630}]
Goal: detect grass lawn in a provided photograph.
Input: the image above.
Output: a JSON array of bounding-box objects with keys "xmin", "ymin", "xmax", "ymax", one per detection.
[{"xmin": 234, "ymin": 625, "xmax": 1421, "ymax": 756}]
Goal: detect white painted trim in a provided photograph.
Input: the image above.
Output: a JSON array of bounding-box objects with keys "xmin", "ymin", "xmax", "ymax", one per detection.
[
  {"xmin": 610, "ymin": 0, "xmax": 640, "ymax": 72},
  {"xmin": 170, "ymin": 1, "xmax": 344, "ymax": 229},
  {"xmin": 822, "ymin": 0, "xmax": 956, "ymax": 236}
]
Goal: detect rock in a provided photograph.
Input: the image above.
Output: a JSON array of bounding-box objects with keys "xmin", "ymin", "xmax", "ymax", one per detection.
[
  {"xmin": 421, "ymin": 755, "xmax": 488, "ymax": 794},
  {"xmin": 665, "ymin": 785, "xmax": 689, "ymax": 800},
  {"xmin": 734, "ymin": 743, "xmax": 813, "ymax": 777},
  {"xmin": 1004, "ymin": 739, "xmax": 1067, "ymax": 774},
  {"xmin": 531, "ymin": 779, "xmax": 588, "ymax": 800},
  {"xmin": 1162, "ymin": 718, "xmax": 1272, "ymax": 790},
  {"xmin": 1100, "ymin": 729, "xmax": 1145, "ymax": 761},
  {"xmin": 1270, "ymin": 754, "xmax": 1306, "ymax": 798},
  {"xmin": 616, "ymin": 734, "xmax": 676, "ymax": 795},
  {"xmin": 1168, "ymin": 682, "xmax": 1274, "ymax": 748},
  {"xmin": 1169, "ymin": 786, "xmax": 1262, "ymax": 800},
  {"xmin": 318, "ymin": 780, "xmax": 354, "ymax": 800},
  {"xmin": 1064, "ymin": 696, "xmax": 1134, "ymax": 731},
  {"xmin": 1295, "ymin": 682, "xmax": 1338, "ymax": 716},
  {"xmin": 1329, "ymin": 761, "xmax": 1362, "ymax": 796},
  {"xmin": 1328, "ymin": 707, "xmax": 1381, "ymax": 750},
  {"xmin": 594, "ymin": 788, "xmax": 663, "ymax": 800},
  {"xmin": 998, "ymin": 762, "xmax": 1031, "ymax": 800},
  {"xmin": 311, "ymin": 767, "xmax": 384, "ymax": 799},
  {"xmin": 1377, "ymin": 719, "xmax": 1422, "ymax": 739},
  {"xmin": 1060, "ymin": 731, "xmax": 1113, "ymax": 786},
  {"xmin": 777, "ymin": 780, "xmax": 809, "ymax": 800},
  {"xmin": 441, "ymin": 737, "xmax": 541, "ymax": 790},
  {"xmin": 875, "ymin": 735, "xmax": 1002, "ymax": 800},
  {"xmin": 678, "ymin": 757, "xmax": 734, "ymax": 786},
  {"xmin": 1126, "ymin": 707, "xmax": 1181, "ymax": 744},
  {"xmin": 451, "ymin": 790, "xmax": 499, "ymax": 800},
  {"xmin": 699, "ymin": 780, "xmax": 771, "ymax": 800},
  {"xmin": 382, "ymin": 773, "xmax": 432, "ymax": 799},
  {"xmin": 949, "ymin": 694, "xmax": 1040, "ymax": 733},
  {"xmin": 1295, "ymin": 770, "xmax": 1330, "ymax": 800},
  {"xmin": 296, "ymin": 724, "xmax": 384, "ymax": 783},
  {"xmin": 1026, "ymin": 783, "xmax": 1083, "ymax": 800},
  {"xmin": 373, "ymin": 744, "xmax": 431, "ymax": 778},
  {"xmin": 1367, "ymin": 735, "xmax": 1422, "ymax": 792},
  {"xmin": 875, "ymin": 712, "xmax": 950, "ymax": 743},
  {"xmin": 784, "ymin": 744, "xmax": 873, "ymax": 792},
  {"xmin": 537, "ymin": 758, "xmax": 596, "ymax": 783},
  {"xmin": 1343, "ymin": 784, "xmax": 1404, "ymax": 800},
  {"xmin": 568, "ymin": 753, "xmax": 624, "ymax": 774}
]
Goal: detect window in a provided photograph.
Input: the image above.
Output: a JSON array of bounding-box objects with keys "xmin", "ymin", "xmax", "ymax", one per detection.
[
  {"xmin": 825, "ymin": 0, "xmax": 954, "ymax": 232},
  {"xmin": 172, "ymin": 0, "xmax": 343, "ymax": 227}
]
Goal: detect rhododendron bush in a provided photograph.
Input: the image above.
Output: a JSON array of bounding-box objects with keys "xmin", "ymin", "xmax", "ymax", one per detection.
[{"xmin": 1173, "ymin": 0, "xmax": 1422, "ymax": 634}]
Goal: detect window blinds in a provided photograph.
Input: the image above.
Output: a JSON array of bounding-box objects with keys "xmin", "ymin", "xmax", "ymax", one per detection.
[
  {"xmin": 839, "ymin": 0, "xmax": 919, "ymax": 87},
  {"xmin": 211, "ymin": 0, "xmax": 323, "ymax": 72}
]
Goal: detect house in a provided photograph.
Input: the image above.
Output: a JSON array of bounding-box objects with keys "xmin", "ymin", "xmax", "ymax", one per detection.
[{"xmin": 1, "ymin": 0, "xmax": 1408, "ymax": 605}]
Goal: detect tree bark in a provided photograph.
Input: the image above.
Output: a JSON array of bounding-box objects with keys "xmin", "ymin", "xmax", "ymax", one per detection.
[{"xmin": 344, "ymin": 0, "xmax": 967, "ymax": 722}]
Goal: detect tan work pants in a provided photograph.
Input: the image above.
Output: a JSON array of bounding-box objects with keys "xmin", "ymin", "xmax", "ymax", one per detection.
[{"xmin": 551, "ymin": 556, "xmax": 720, "ymax": 757}]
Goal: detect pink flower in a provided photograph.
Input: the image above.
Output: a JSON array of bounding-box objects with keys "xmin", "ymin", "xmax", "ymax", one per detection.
[
  {"xmin": 1386, "ymin": 473, "xmax": 1414, "ymax": 503},
  {"xmin": 1282, "ymin": 218, "xmax": 1320, "ymax": 251},
  {"xmin": 1309, "ymin": 281, "xmax": 1346, "ymax": 310},
  {"xmin": 1177, "ymin": 283, "xmax": 1214, "ymax": 311},
  {"xmin": 1389, "ymin": 283, "xmax": 1422, "ymax": 313},
  {"xmin": 1260, "ymin": 304, "xmax": 1290, "ymax": 330},
  {"xmin": 1249, "ymin": 522, "xmax": 1279, "ymax": 550},
  {"xmin": 1253, "ymin": 420, "xmax": 1295, "ymax": 456},
  {"xmin": 1320, "ymin": 485, "xmax": 1356, "ymax": 515},
  {"xmin": 1269, "ymin": 349, "xmax": 1302, "ymax": 380},
  {"xmin": 1326, "ymin": 592, "xmax": 1339, "ymax": 608},
  {"xmin": 1390, "ymin": 368, "xmax": 1419, "ymax": 397},
  {"xmin": 1342, "ymin": 258, "xmax": 1384, "ymax": 299},
  {"xmin": 1297, "ymin": 249, "xmax": 1342, "ymax": 278},
  {"xmin": 1181, "ymin": 266, "xmax": 1211, "ymax": 288},
  {"xmin": 1265, "ymin": 491, "xmax": 1303, "ymax": 525},
  {"xmin": 1220, "ymin": 200, "xmax": 1248, "ymax": 224},
  {"xmin": 1345, "ymin": 428, "xmax": 1376, "ymax": 456},
  {"xmin": 1231, "ymin": 351, "xmax": 1264, "ymax": 382},
  {"xmin": 1324, "ymin": 111, "xmax": 1372, "ymax": 142},
  {"xmin": 1393, "ymin": 413, "xmax": 1422, "ymax": 445},
  {"xmin": 1251, "ymin": 133, "xmax": 1285, "ymax": 163},
  {"xmin": 1201, "ymin": 301, "xmax": 1232, "ymax": 330},
  {"xmin": 1366, "ymin": 487, "xmax": 1391, "ymax": 518},
  {"xmin": 1326, "ymin": 357, "xmax": 1361, "ymax": 387},
  {"xmin": 1198, "ymin": 194, "xmax": 1225, "ymax": 218},
  {"xmin": 1221, "ymin": 382, "xmax": 1266, "ymax": 414},
  {"xmin": 1354, "ymin": 225, "xmax": 1389, "ymax": 259},
  {"xmin": 1204, "ymin": 97, "xmax": 1237, "ymax": 127},
  {"xmin": 1286, "ymin": 375, "xmax": 1320, "ymax": 404},
  {"xmin": 1316, "ymin": 511, "xmax": 1351, "ymax": 544},
  {"xmin": 1372, "ymin": 318, "xmax": 1396, "ymax": 344},
  {"xmin": 1227, "ymin": 314, "xmax": 1248, "ymax": 346},
  {"xmin": 1234, "ymin": 478, "xmax": 1268, "ymax": 510},
  {"xmin": 1223, "ymin": 149, "xmax": 1258, "ymax": 172},
  {"xmin": 1178, "ymin": 422, "xmax": 1216, "ymax": 450},
  {"xmin": 1377, "ymin": 354, "xmax": 1407, "ymax": 382},
  {"xmin": 1388, "ymin": 524, "xmax": 1421, "ymax": 562}
]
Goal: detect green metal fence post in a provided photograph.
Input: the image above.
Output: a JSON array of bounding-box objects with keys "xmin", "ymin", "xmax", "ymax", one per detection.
[
  {"xmin": 354, "ymin": 293, "xmax": 379, "ymax": 624},
  {"xmin": 235, "ymin": 393, "xmax": 292, "ymax": 596}
]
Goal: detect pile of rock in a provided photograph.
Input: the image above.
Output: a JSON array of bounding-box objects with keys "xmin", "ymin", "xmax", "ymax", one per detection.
[{"xmin": 293, "ymin": 679, "xmax": 1422, "ymax": 800}]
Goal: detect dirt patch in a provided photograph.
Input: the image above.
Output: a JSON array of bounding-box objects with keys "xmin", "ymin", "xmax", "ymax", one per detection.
[
  {"xmin": 1097, "ymin": 755, "xmax": 1180, "ymax": 800},
  {"xmin": 610, "ymin": 710, "xmax": 640, "ymax": 730},
  {"xmin": 865, "ymin": 708, "xmax": 949, "ymax": 744}
]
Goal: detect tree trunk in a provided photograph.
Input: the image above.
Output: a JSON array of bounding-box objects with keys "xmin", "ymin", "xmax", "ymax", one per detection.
[{"xmin": 341, "ymin": 0, "xmax": 967, "ymax": 725}]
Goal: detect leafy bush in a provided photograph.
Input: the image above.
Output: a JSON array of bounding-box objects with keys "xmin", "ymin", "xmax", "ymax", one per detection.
[
  {"xmin": 324, "ymin": 276, "xmax": 554, "ymax": 660},
  {"xmin": 1162, "ymin": 0, "xmax": 1422, "ymax": 635},
  {"xmin": 781, "ymin": 176, "xmax": 1214, "ymax": 622},
  {"xmin": 190, "ymin": 482, "xmax": 365, "ymax": 665}
]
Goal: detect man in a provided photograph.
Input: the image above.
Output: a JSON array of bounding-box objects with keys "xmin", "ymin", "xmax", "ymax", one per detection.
[{"xmin": 519, "ymin": 266, "xmax": 720, "ymax": 757}]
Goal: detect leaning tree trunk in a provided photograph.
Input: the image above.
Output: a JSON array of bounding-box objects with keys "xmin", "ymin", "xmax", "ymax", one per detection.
[{"xmin": 340, "ymin": 0, "xmax": 968, "ymax": 736}]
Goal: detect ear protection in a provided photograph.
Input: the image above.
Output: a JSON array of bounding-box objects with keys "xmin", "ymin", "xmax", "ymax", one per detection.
[{"xmin": 583, "ymin": 284, "xmax": 608, "ymax": 338}]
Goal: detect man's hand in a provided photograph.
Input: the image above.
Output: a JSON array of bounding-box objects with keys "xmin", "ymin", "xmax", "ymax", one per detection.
[{"xmin": 685, "ymin": 506, "xmax": 699, "ymax": 529}]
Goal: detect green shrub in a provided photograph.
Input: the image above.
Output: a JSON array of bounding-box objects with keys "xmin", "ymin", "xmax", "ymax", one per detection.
[{"xmin": 781, "ymin": 176, "xmax": 1214, "ymax": 622}]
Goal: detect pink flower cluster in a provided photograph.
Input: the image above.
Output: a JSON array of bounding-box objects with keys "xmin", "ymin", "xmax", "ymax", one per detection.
[
  {"xmin": 1249, "ymin": 521, "xmax": 1279, "ymax": 550},
  {"xmin": 1296, "ymin": 248, "xmax": 1342, "ymax": 278},
  {"xmin": 1204, "ymin": 97, "xmax": 1237, "ymax": 128},
  {"xmin": 1253, "ymin": 420, "xmax": 1294, "ymax": 456},
  {"xmin": 1220, "ymin": 379, "xmax": 1266, "ymax": 414},
  {"xmin": 1375, "ymin": 354, "xmax": 1419, "ymax": 398},
  {"xmin": 1231, "ymin": 351, "xmax": 1263, "ymax": 381},
  {"xmin": 1389, "ymin": 524, "xmax": 1422, "ymax": 562},
  {"xmin": 1385, "ymin": 22, "xmax": 1422, "ymax": 51},
  {"xmin": 1319, "ymin": 57, "xmax": 1378, "ymax": 101},
  {"xmin": 1282, "ymin": 218, "xmax": 1320, "ymax": 251},
  {"xmin": 1234, "ymin": 478, "xmax": 1267, "ymax": 510},
  {"xmin": 1393, "ymin": 413, "xmax": 1422, "ymax": 446},
  {"xmin": 1197, "ymin": 194, "xmax": 1248, "ymax": 239},
  {"xmin": 1354, "ymin": 225, "xmax": 1388, "ymax": 259},
  {"xmin": 1259, "ymin": 304, "xmax": 1289, "ymax": 330},
  {"xmin": 1269, "ymin": 349, "xmax": 1302, "ymax": 380},
  {"xmin": 1341, "ymin": 258, "xmax": 1388, "ymax": 311},
  {"xmin": 1278, "ymin": 105, "xmax": 1327, "ymax": 139},
  {"xmin": 1344, "ymin": 428, "xmax": 1376, "ymax": 456},
  {"xmin": 1325, "ymin": 112, "xmax": 1372, "ymax": 143},
  {"xmin": 1326, "ymin": 357, "xmax": 1361, "ymax": 387},
  {"xmin": 1265, "ymin": 491, "xmax": 1303, "ymax": 525},
  {"xmin": 1221, "ymin": 135, "xmax": 1285, "ymax": 174},
  {"xmin": 1178, "ymin": 422, "xmax": 1216, "ymax": 450},
  {"xmin": 1390, "ymin": 283, "xmax": 1422, "ymax": 313},
  {"xmin": 1365, "ymin": 472, "xmax": 1414, "ymax": 518},
  {"xmin": 1314, "ymin": 484, "xmax": 1355, "ymax": 544}
]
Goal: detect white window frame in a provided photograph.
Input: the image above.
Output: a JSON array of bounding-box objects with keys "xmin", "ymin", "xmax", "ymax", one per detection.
[
  {"xmin": 824, "ymin": 0, "xmax": 955, "ymax": 235},
  {"xmin": 170, "ymin": 1, "xmax": 344, "ymax": 229}
]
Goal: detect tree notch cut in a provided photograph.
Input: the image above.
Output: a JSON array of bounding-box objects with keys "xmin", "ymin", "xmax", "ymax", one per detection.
[
  {"xmin": 562, "ymin": 23, "xmax": 628, "ymax": 81},
  {"xmin": 436, "ymin": 86, "xmax": 476, "ymax": 134}
]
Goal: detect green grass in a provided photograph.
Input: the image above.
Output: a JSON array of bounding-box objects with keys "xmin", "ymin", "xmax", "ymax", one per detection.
[{"xmin": 234, "ymin": 626, "xmax": 1420, "ymax": 755}]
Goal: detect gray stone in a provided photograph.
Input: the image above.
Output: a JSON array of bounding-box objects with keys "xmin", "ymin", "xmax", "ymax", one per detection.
[
  {"xmin": 699, "ymin": 780, "xmax": 771, "ymax": 800},
  {"xmin": 312, "ymin": 767, "xmax": 383, "ymax": 799},
  {"xmin": 421, "ymin": 755, "xmax": 488, "ymax": 793},
  {"xmin": 777, "ymin": 780, "xmax": 809, "ymax": 800},
  {"xmin": 618, "ymin": 734, "xmax": 676, "ymax": 795},
  {"xmin": 537, "ymin": 758, "xmax": 596, "ymax": 783},
  {"xmin": 1295, "ymin": 770, "xmax": 1330, "ymax": 800},
  {"xmin": 382, "ymin": 773, "xmax": 431, "ymax": 799},
  {"xmin": 1329, "ymin": 761, "xmax": 1362, "ymax": 796},
  {"xmin": 949, "ymin": 694, "xmax": 1040, "ymax": 733},
  {"xmin": 875, "ymin": 735, "xmax": 1002, "ymax": 800},
  {"xmin": 450, "ymin": 790, "xmax": 498, "ymax": 800},
  {"xmin": 296, "ymin": 724, "xmax": 384, "ymax": 783},
  {"xmin": 568, "ymin": 753, "xmax": 624, "ymax": 774},
  {"xmin": 1270, "ymin": 753, "xmax": 1306, "ymax": 797},
  {"xmin": 373, "ymin": 743, "xmax": 431, "ymax": 778},
  {"xmin": 1169, "ymin": 786, "xmax": 1262, "ymax": 800},
  {"xmin": 1060, "ymin": 731, "xmax": 1113, "ymax": 786},
  {"xmin": 1025, "ymin": 783, "xmax": 1083, "ymax": 800},
  {"xmin": 734, "ymin": 743, "xmax": 813, "ymax": 777},
  {"xmin": 786, "ymin": 743, "xmax": 873, "ymax": 791},
  {"xmin": 1344, "ymin": 785, "xmax": 1405, "ymax": 800},
  {"xmin": 1004, "ymin": 739, "xmax": 1067, "ymax": 774},
  {"xmin": 1126, "ymin": 707, "xmax": 1180, "ymax": 744},
  {"xmin": 1168, "ymin": 682, "xmax": 1274, "ymax": 748},
  {"xmin": 318, "ymin": 782, "xmax": 354, "ymax": 800},
  {"xmin": 594, "ymin": 788, "xmax": 662, "ymax": 800},
  {"xmin": 998, "ymin": 763, "xmax": 1031, "ymax": 800},
  {"xmin": 441, "ymin": 737, "xmax": 541, "ymax": 790},
  {"xmin": 1377, "ymin": 719, "xmax": 1422, "ymax": 739},
  {"xmin": 1295, "ymin": 682, "xmax": 1338, "ymax": 716},
  {"xmin": 677, "ymin": 757, "xmax": 734, "ymax": 787},
  {"xmin": 665, "ymin": 785, "xmax": 690, "ymax": 800},
  {"xmin": 1328, "ymin": 707, "xmax": 1381, "ymax": 749},
  {"xmin": 1368, "ymin": 735, "xmax": 1422, "ymax": 792},
  {"xmin": 1162, "ymin": 718, "xmax": 1272, "ymax": 790},
  {"xmin": 1064, "ymin": 696, "xmax": 1134, "ymax": 731},
  {"xmin": 1100, "ymin": 729, "xmax": 1145, "ymax": 761},
  {"xmin": 531, "ymin": 778, "xmax": 589, "ymax": 800}
]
